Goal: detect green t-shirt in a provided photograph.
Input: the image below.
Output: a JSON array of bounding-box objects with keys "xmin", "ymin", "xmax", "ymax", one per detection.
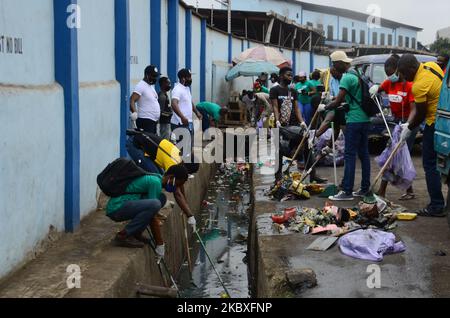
[
  {"xmin": 106, "ymin": 174, "xmax": 162, "ymax": 215},
  {"xmin": 196, "ymin": 102, "xmax": 221, "ymax": 122},
  {"xmin": 295, "ymin": 81, "xmax": 312, "ymax": 105},
  {"xmin": 339, "ymin": 72, "xmax": 370, "ymax": 123}
]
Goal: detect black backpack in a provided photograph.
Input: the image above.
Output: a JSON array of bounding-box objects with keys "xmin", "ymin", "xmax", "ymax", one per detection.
[
  {"xmin": 97, "ymin": 158, "xmax": 149, "ymax": 197},
  {"xmin": 346, "ymin": 70, "xmax": 380, "ymax": 117}
]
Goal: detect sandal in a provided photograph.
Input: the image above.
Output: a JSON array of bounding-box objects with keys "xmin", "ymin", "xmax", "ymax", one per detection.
[{"xmin": 399, "ymin": 193, "xmax": 416, "ymax": 201}]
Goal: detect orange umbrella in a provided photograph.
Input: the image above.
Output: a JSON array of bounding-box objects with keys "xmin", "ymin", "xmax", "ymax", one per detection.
[{"xmin": 233, "ymin": 45, "xmax": 292, "ymax": 68}]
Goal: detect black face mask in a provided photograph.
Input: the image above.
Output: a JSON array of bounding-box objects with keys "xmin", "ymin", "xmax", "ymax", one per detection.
[
  {"xmin": 184, "ymin": 79, "xmax": 192, "ymax": 87},
  {"xmin": 146, "ymin": 76, "xmax": 157, "ymax": 85}
]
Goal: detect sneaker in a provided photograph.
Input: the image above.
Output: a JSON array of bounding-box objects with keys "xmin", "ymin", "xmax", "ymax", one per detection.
[
  {"xmin": 113, "ymin": 232, "xmax": 145, "ymax": 249},
  {"xmin": 353, "ymin": 189, "xmax": 369, "ymax": 198},
  {"xmin": 329, "ymin": 191, "xmax": 354, "ymax": 201},
  {"xmin": 417, "ymin": 208, "xmax": 447, "ymax": 218}
]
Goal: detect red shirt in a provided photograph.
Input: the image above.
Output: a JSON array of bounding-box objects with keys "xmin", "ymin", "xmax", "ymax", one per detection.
[{"xmin": 380, "ymin": 80, "xmax": 415, "ymax": 120}]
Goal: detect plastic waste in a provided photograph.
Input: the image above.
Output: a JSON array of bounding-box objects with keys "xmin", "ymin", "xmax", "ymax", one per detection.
[
  {"xmin": 375, "ymin": 125, "xmax": 417, "ymax": 191},
  {"xmin": 339, "ymin": 229, "xmax": 406, "ymax": 262}
]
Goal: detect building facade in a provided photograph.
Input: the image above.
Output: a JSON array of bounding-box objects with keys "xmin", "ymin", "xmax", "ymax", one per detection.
[{"xmin": 186, "ymin": 0, "xmax": 422, "ymax": 49}]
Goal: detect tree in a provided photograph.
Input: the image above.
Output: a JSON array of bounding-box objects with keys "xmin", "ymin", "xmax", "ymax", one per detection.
[{"xmin": 430, "ymin": 37, "xmax": 450, "ymax": 56}]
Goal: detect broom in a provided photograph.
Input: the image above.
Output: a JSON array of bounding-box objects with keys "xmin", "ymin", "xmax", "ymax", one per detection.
[
  {"xmin": 320, "ymin": 122, "xmax": 339, "ymax": 197},
  {"xmin": 363, "ymin": 140, "xmax": 404, "ymax": 204}
]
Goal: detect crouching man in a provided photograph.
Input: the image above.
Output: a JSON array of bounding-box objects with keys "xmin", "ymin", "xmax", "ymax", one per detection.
[{"xmin": 106, "ymin": 164, "xmax": 195, "ymax": 258}]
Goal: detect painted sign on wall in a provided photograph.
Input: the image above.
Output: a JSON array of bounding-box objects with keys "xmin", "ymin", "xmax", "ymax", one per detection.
[{"xmin": 0, "ymin": 35, "xmax": 23, "ymax": 54}]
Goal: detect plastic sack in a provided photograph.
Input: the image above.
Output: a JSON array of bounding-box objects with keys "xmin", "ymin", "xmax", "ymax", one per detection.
[
  {"xmin": 314, "ymin": 129, "xmax": 345, "ymax": 167},
  {"xmin": 375, "ymin": 125, "xmax": 417, "ymax": 191},
  {"xmin": 339, "ymin": 229, "xmax": 406, "ymax": 262}
]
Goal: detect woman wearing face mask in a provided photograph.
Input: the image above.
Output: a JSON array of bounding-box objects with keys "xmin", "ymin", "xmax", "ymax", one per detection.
[{"xmin": 370, "ymin": 54, "xmax": 418, "ymax": 200}]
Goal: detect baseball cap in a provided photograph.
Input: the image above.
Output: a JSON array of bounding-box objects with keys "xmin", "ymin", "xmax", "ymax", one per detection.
[
  {"xmin": 299, "ymin": 71, "xmax": 307, "ymax": 77},
  {"xmin": 330, "ymin": 51, "xmax": 353, "ymax": 63},
  {"xmin": 178, "ymin": 68, "xmax": 192, "ymax": 79},
  {"xmin": 145, "ymin": 65, "xmax": 160, "ymax": 77}
]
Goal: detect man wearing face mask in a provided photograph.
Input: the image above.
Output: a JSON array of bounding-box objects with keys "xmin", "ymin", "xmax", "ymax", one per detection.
[
  {"xmin": 106, "ymin": 164, "xmax": 195, "ymax": 255},
  {"xmin": 369, "ymin": 54, "xmax": 418, "ymax": 200},
  {"xmin": 130, "ymin": 65, "xmax": 161, "ymax": 134},
  {"xmin": 171, "ymin": 69, "xmax": 203, "ymax": 144},
  {"xmin": 318, "ymin": 51, "xmax": 371, "ymax": 201},
  {"xmin": 158, "ymin": 77, "xmax": 173, "ymax": 140}
]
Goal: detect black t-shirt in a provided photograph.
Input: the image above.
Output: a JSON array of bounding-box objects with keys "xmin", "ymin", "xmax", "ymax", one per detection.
[
  {"xmin": 158, "ymin": 91, "xmax": 173, "ymax": 124},
  {"xmin": 269, "ymin": 85, "xmax": 299, "ymax": 125}
]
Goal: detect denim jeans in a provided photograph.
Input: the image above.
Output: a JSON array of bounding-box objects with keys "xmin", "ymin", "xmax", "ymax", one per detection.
[
  {"xmin": 199, "ymin": 108, "xmax": 210, "ymax": 132},
  {"xmin": 109, "ymin": 199, "xmax": 162, "ymax": 236},
  {"xmin": 343, "ymin": 122, "xmax": 371, "ymax": 195},
  {"xmin": 159, "ymin": 123, "xmax": 171, "ymax": 140},
  {"xmin": 422, "ymin": 124, "xmax": 445, "ymax": 211},
  {"xmin": 299, "ymin": 102, "xmax": 312, "ymax": 126}
]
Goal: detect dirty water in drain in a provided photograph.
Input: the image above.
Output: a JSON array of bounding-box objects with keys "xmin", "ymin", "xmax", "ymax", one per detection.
[{"xmin": 179, "ymin": 164, "xmax": 252, "ymax": 298}]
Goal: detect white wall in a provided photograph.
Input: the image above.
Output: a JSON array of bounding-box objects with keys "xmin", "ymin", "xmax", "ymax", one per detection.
[
  {"xmin": 191, "ymin": 16, "xmax": 202, "ymax": 103},
  {"xmin": 130, "ymin": 0, "xmax": 151, "ymax": 87},
  {"xmin": 0, "ymin": 0, "xmax": 65, "ymax": 279},
  {"xmin": 179, "ymin": 5, "xmax": 186, "ymax": 69},
  {"xmin": 160, "ymin": 0, "xmax": 169, "ymax": 77},
  {"xmin": 77, "ymin": 0, "xmax": 120, "ymax": 218}
]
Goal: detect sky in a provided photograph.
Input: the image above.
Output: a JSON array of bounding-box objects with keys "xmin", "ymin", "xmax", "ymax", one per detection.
[{"xmin": 299, "ymin": 0, "xmax": 450, "ymax": 44}]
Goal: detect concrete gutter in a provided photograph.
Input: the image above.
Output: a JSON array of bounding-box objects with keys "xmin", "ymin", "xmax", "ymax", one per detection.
[
  {"xmin": 250, "ymin": 158, "xmax": 450, "ymax": 298},
  {"xmin": 0, "ymin": 164, "xmax": 215, "ymax": 298}
]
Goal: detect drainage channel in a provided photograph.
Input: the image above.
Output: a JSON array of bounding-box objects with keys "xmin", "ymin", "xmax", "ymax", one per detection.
[{"xmin": 178, "ymin": 163, "xmax": 252, "ymax": 298}]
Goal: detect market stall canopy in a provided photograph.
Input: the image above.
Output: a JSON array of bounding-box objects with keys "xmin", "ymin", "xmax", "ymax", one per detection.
[
  {"xmin": 232, "ymin": 45, "xmax": 291, "ymax": 68},
  {"xmin": 225, "ymin": 60, "xmax": 280, "ymax": 82}
]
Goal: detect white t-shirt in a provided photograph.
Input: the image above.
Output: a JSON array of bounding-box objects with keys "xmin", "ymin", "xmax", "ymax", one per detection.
[
  {"xmin": 133, "ymin": 80, "xmax": 161, "ymax": 121},
  {"xmin": 171, "ymin": 83, "xmax": 193, "ymax": 125}
]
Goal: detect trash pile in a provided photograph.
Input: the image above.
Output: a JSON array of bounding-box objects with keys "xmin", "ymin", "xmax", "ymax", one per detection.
[
  {"xmin": 268, "ymin": 172, "xmax": 326, "ymax": 201},
  {"xmin": 314, "ymin": 129, "xmax": 345, "ymax": 167},
  {"xmin": 270, "ymin": 197, "xmax": 415, "ymax": 261}
]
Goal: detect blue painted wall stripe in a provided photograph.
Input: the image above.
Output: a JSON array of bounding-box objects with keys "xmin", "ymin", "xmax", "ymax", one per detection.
[
  {"xmin": 228, "ymin": 33, "xmax": 232, "ymax": 64},
  {"xmin": 200, "ymin": 18, "xmax": 207, "ymax": 102},
  {"xmin": 54, "ymin": 0, "xmax": 80, "ymax": 232},
  {"xmin": 292, "ymin": 50, "xmax": 296, "ymax": 74},
  {"xmin": 150, "ymin": 0, "xmax": 161, "ymax": 70},
  {"xmin": 310, "ymin": 52, "xmax": 314, "ymax": 73},
  {"xmin": 185, "ymin": 8, "xmax": 192, "ymax": 70},
  {"xmin": 241, "ymin": 39, "xmax": 244, "ymax": 52},
  {"xmin": 247, "ymin": 40, "xmax": 250, "ymax": 49},
  {"xmin": 167, "ymin": 0, "xmax": 179, "ymax": 84},
  {"xmin": 115, "ymin": 0, "xmax": 130, "ymax": 158}
]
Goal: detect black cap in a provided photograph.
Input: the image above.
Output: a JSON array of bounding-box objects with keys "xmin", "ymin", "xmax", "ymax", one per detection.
[
  {"xmin": 178, "ymin": 68, "xmax": 192, "ymax": 80},
  {"xmin": 145, "ymin": 65, "xmax": 160, "ymax": 77}
]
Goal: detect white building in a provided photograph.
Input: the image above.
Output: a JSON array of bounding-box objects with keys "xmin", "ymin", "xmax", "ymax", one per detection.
[{"xmin": 186, "ymin": 0, "xmax": 422, "ymax": 49}]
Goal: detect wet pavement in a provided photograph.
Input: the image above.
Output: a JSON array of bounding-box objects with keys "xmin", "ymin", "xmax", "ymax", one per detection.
[
  {"xmin": 180, "ymin": 164, "xmax": 252, "ymax": 298},
  {"xmin": 253, "ymin": 149, "xmax": 450, "ymax": 298}
]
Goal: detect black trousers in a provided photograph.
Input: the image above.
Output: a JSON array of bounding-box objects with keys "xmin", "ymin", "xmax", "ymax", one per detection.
[{"xmin": 137, "ymin": 118, "xmax": 158, "ymax": 134}]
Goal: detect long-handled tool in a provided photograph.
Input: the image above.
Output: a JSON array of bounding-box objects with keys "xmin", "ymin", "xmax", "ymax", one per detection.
[
  {"xmin": 363, "ymin": 140, "xmax": 405, "ymax": 204},
  {"xmin": 321, "ymin": 122, "xmax": 339, "ymax": 197},
  {"xmin": 284, "ymin": 110, "xmax": 321, "ymax": 175},
  {"xmin": 182, "ymin": 216, "xmax": 193, "ymax": 275},
  {"xmin": 145, "ymin": 228, "xmax": 181, "ymax": 297},
  {"xmin": 373, "ymin": 96, "xmax": 393, "ymax": 142},
  {"xmin": 194, "ymin": 230, "xmax": 231, "ymax": 298}
]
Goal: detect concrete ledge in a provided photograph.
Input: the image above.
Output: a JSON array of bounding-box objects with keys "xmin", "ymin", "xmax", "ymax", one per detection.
[{"xmin": 0, "ymin": 164, "xmax": 215, "ymax": 298}]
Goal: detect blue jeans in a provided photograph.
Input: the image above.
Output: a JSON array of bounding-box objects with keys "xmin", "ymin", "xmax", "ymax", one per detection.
[
  {"xmin": 299, "ymin": 102, "xmax": 312, "ymax": 126},
  {"xmin": 109, "ymin": 198, "xmax": 163, "ymax": 236},
  {"xmin": 199, "ymin": 108, "xmax": 210, "ymax": 132},
  {"xmin": 422, "ymin": 124, "xmax": 445, "ymax": 211},
  {"xmin": 343, "ymin": 122, "xmax": 371, "ymax": 194},
  {"xmin": 126, "ymin": 138, "xmax": 164, "ymax": 175}
]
